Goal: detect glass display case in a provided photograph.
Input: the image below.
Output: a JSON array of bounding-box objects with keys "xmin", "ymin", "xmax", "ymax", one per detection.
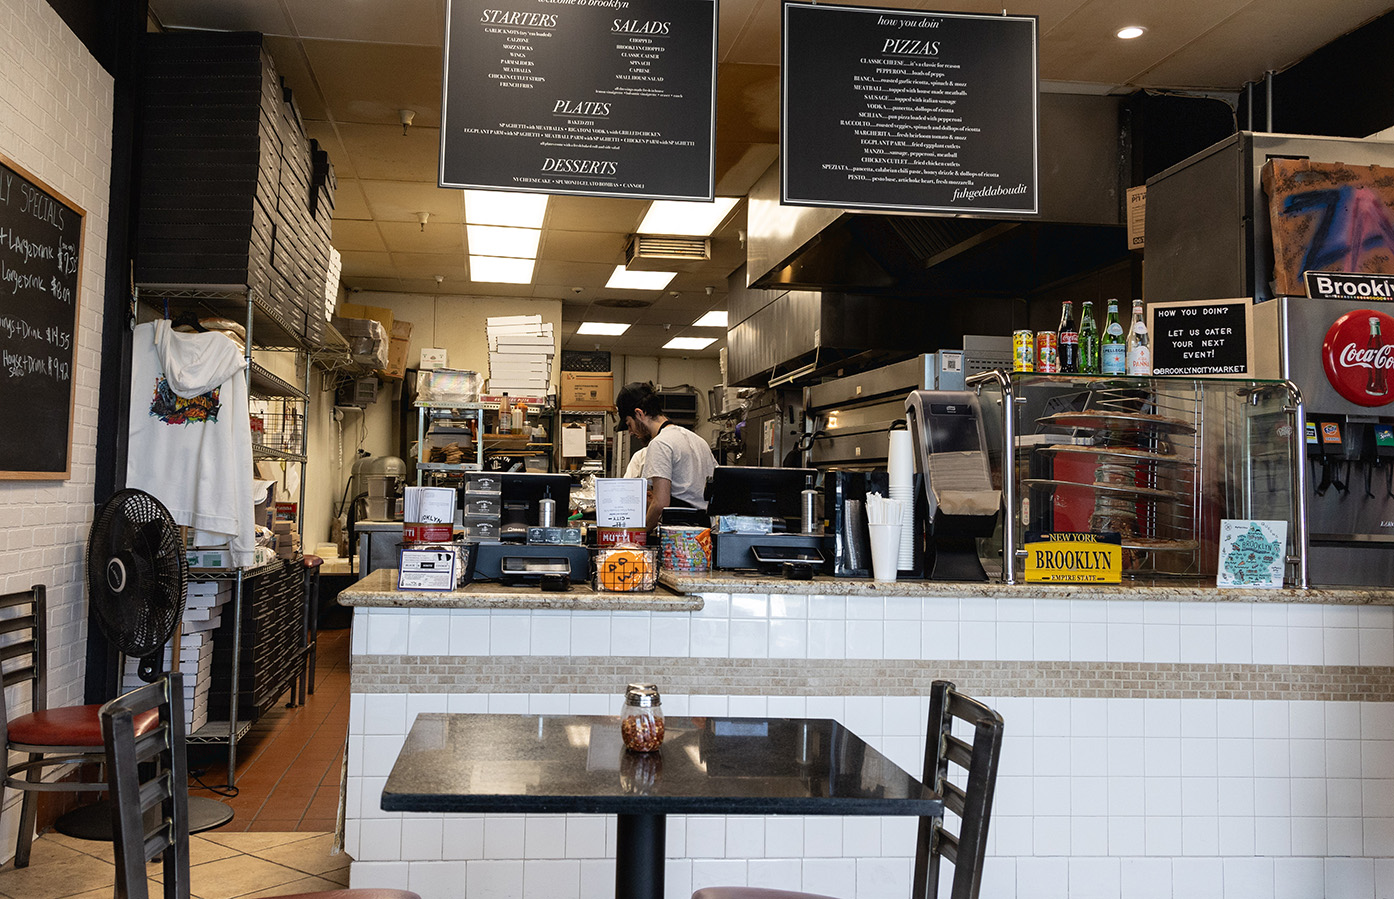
[{"xmin": 971, "ymin": 372, "xmax": 1307, "ymax": 585}]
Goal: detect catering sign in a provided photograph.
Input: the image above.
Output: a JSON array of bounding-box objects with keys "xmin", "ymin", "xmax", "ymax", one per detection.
[
  {"xmin": 781, "ymin": 4, "xmax": 1038, "ymax": 215},
  {"xmin": 439, "ymin": 0, "xmax": 717, "ymax": 200},
  {"xmin": 1024, "ymin": 532, "xmax": 1121, "ymax": 584},
  {"xmin": 1321, "ymin": 307, "xmax": 1394, "ymax": 407}
]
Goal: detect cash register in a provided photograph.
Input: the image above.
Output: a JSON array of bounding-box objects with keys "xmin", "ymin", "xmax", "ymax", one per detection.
[
  {"xmin": 708, "ymin": 466, "xmax": 829, "ymax": 574},
  {"xmin": 470, "ymin": 472, "xmax": 589, "ymax": 586}
]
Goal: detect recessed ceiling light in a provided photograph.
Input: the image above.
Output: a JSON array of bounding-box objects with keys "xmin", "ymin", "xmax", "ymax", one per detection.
[
  {"xmin": 605, "ymin": 265, "xmax": 676, "ymax": 290},
  {"xmin": 1116, "ymin": 25, "xmax": 1146, "ymax": 39},
  {"xmin": 469, "ymin": 256, "xmax": 535, "ymax": 284},
  {"xmin": 576, "ymin": 322, "xmax": 631, "ymax": 336},
  {"xmin": 466, "ymin": 224, "xmax": 541, "ymax": 258},
  {"xmin": 692, "ymin": 310, "xmax": 728, "ymax": 328},
  {"xmin": 464, "ymin": 190, "xmax": 548, "ymax": 228},
  {"xmin": 663, "ymin": 336, "xmax": 717, "ymax": 351},
  {"xmin": 638, "ymin": 198, "xmax": 740, "ymax": 236}
]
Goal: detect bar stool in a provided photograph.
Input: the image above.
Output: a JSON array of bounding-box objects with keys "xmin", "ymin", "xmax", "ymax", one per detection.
[{"xmin": 0, "ymin": 585, "xmax": 159, "ymax": 867}]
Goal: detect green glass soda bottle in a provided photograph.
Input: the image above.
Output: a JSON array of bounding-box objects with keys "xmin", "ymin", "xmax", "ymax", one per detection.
[{"xmin": 1077, "ymin": 300, "xmax": 1099, "ymax": 374}]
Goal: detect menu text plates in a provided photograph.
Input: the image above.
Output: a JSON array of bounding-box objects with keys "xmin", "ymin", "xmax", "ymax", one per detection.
[
  {"xmin": 440, "ymin": 0, "xmax": 717, "ymax": 200},
  {"xmin": 781, "ymin": 3, "xmax": 1037, "ymax": 215}
]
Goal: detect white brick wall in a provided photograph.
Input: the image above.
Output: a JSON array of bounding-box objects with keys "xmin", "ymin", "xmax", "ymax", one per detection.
[{"xmin": 0, "ymin": 0, "xmax": 114, "ymax": 861}]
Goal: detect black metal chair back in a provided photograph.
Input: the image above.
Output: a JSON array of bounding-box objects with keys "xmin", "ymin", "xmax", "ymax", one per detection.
[
  {"xmin": 99, "ymin": 673, "xmax": 192, "ymax": 899},
  {"xmin": 912, "ymin": 680, "xmax": 1005, "ymax": 899},
  {"xmin": 0, "ymin": 585, "xmax": 49, "ymax": 751}
]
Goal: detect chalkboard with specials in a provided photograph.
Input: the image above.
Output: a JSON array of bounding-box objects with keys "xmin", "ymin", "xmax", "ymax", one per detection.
[
  {"xmin": 782, "ymin": 4, "xmax": 1038, "ymax": 215},
  {"xmin": 0, "ymin": 153, "xmax": 83, "ymax": 479},
  {"xmin": 1150, "ymin": 298, "xmax": 1252, "ymax": 377},
  {"xmin": 439, "ymin": 0, "xmax": 717, "ymax": 201}
]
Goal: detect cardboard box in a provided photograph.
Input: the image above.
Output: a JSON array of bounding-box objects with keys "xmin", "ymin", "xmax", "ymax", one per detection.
[
  {"xmin": 337, "ymin": 301, "xmax": 393, "ymax": 339},
  {"xmin": 560, "ymin": 371, "xmax": 614, "ymax": 409},
  {"xmin": 380, "ymin": 336, "xmax": 409, "ymax": 380}
]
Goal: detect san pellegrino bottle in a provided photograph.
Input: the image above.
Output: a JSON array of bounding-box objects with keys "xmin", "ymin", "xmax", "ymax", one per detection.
[
  {"xmin": 1101, "ymin": 298, "xmax": 1126, "ymax": 374},
  {"xmin": 1126, "ymin": 299, "xmax": 1151, "ymax": 375},
  {"xmin": 1078, "ymin": 300, "xmax": 1100, "ymax": 374},
  {"xmin": 1056, "ymin": 301, "xmax": 1078, "ymax": 373}
]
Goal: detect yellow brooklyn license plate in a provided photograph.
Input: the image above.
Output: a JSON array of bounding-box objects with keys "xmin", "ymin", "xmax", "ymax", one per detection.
[{"xmin": 1024, "ymin": 533, "xmax": 1122, "ymax": 583}]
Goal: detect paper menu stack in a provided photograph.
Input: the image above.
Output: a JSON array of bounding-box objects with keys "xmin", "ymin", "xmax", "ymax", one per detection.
[{"xmin": 487, "ymin": 314, "xmax": 555, "ymax": 394}]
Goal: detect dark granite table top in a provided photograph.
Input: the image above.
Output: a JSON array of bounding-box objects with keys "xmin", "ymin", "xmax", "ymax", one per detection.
[{"xmin": 382, "ymin": 713, "xmax": 941, "ymax": 817}]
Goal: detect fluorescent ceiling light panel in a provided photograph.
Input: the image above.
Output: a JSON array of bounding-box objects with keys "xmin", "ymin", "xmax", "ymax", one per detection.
[
  {"xmin": 638, "ymin": 197, "xmax": 739, "ymax": 236},
  {"xmin": 577, "ymin": 322, "xmax": 631, "ymax": 335},
  {"xmin": 464, "ymin": 190, "xmax": 548, "ymax": 227},
  {"xmin": 606, "ymin": 265, "xmax": 676, "ymax": 290},
  {"xmin": 693, "ymin": 310, "xmax": 728, "ymax": 328},
  {"xmin": 467, "ymin": 224, "xmax": 541, "ymax": 258},
  {"xmin": 663, "ymin": 336, "xmax": 717, "ymax": 350},
  {"xmin": 469, "ymin": 256, "xmax": 535, "ymax": 284}
]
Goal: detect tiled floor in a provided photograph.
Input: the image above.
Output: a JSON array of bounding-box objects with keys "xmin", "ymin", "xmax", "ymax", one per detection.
[
  {"xmin": 0, "ymin": 831, "xmax": 351, "ymax": 899},
  {"xmin": 188, "ymin": 628, "xmax": 352, "ymax": 832}
]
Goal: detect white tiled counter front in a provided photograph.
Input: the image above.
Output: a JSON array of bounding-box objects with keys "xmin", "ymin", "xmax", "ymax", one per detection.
[{"xmin": 342, "ymin": 579, "xmax": 1394, "ymax": 899}]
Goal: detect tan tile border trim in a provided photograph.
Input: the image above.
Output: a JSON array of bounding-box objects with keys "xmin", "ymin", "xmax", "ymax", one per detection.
[{"xmin": 352, "ymin": 655, "xmax": 1394, "ymax": 701}]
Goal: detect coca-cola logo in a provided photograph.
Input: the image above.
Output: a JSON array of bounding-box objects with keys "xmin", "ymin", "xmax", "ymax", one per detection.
[{"xmin": 1322, "ymin": 309, "xmax": 1394, "ymax": 407}]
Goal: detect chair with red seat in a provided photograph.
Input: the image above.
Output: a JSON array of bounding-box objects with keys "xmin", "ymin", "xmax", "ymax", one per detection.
[
  {"xmin": 0, "ymin": 585, "xmax": 160, "ymax": 868},
  {"xmin": 101, "ymin": 670, "xmax": 419, "ymax": 899}
]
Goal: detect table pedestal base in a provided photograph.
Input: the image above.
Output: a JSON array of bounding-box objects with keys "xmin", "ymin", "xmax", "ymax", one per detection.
[{"xmin": 616, "ymin": 813, "xmax": 666, "ymax": 899}]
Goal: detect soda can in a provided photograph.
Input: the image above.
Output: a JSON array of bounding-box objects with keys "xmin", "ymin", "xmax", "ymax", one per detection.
[
  {"xmin": 1012, "ymin": 330, "xmax": 1034, "ymax": 372},
  {"xmin": 1036, "ymin": 331, "xmax": 1060, "ymax": 373}
]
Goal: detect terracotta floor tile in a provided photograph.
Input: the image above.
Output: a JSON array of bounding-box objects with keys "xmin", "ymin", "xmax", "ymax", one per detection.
[{"xmin": 245, "ymin": 819, "xmax": 304, "ymax": 832}]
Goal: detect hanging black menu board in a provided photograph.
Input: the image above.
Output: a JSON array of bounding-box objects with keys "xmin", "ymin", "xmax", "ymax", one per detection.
[
  {"xmin": 0, "ymin": 153, "xmax": 83, "ymax": 479},
  {"xmin": 440, "ymin": 0, "xmax": 717, "ymax": 200},
  {"xmin": 782, "ymin": 4, "xmax": 1038, "ymax": 215}
]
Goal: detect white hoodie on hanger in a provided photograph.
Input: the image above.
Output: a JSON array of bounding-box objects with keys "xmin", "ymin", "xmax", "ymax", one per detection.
[{"xmin": 127, "ymin": 319, "xmax": 254, "ymax": 566}]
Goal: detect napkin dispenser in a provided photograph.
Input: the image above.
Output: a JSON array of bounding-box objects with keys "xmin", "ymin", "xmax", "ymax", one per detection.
[{"xmin": 904, "ymin": 390, "xmax": 1001, "ymax": 581}]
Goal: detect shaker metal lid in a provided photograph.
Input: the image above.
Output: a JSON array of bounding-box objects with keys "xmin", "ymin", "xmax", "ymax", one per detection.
[{"xmin": 624, "ymin": 683, "xmax": 661, "ymax": 706}]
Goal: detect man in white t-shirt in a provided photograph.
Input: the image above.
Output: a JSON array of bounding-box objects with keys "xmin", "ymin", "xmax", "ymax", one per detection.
[{"xmin": 615, "ymin": 381, "xmax": 716, "ymax": 529}]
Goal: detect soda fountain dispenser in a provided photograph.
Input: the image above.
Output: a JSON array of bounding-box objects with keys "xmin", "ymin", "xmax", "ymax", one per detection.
[{"xmin": 1254, "ymin": 297, "xmax": 1394, "ymax": 586}]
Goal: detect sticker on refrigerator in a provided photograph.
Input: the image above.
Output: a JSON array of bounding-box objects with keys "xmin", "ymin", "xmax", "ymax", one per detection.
[{"xmin": 762, "ymin": 419, "xmax": 776, "ymax": 454}]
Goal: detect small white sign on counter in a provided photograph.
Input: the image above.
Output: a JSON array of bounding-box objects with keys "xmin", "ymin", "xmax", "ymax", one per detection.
[
  {"xmin": 398, "ymin": 546, "xmax": 461, "ymax": 591},
  {"xmin": 595, "ymin": 477, "xmax": 647, "ymax": 528}
]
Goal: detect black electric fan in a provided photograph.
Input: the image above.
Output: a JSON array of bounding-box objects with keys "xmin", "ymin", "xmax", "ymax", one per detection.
[{"xmin": 56, "ymin": 489, "xmax": 234, "ymax": 839}]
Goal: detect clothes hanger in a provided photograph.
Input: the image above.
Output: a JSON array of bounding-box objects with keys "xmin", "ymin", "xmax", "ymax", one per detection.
[{"xmin": 170, "ymin": 308, "xmax": 208, "ymax": 332}]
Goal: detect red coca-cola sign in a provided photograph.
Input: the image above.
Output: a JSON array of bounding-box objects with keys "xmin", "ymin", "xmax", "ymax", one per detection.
[{"xmin": 1322, "ymin": 308, "xmax": 1394, "ymax": 407}]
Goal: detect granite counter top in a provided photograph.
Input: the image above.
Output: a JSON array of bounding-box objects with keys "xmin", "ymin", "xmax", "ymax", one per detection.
[
  {"xmin": 338, "ymin": 568, "xmax": 704, "ymax": 611},
  {"xmin": 658, "ymin": 570, "xmax": 1394, "ymax": 604}
]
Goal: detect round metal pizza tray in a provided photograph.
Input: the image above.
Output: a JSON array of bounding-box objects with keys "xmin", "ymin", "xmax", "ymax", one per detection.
[{"xmin": 1037, "ymin": 411, "xmax": 1197, "ymax": 436}]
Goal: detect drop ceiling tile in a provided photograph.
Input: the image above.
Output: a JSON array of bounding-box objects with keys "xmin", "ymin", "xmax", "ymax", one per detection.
[
  {"xmin": 532, "ymin": 259, "xmax": 620, "ymax": 287},
  {"xmin": 360, "ymin": 180, "xmax": 465, "ymax": 223},
  {"xmin": 463, "ymin": 280, "xmax": 536, "ymax": 297},
  {"xmin": 302, "ymin": 39, "xmax": 444, "ymax": 128},
  {"xmin": 545, "ymin": 196, "xmax": 647, "ymax": 233},
  {"xmin": 330, "ymin": 219, "xmax": 389, "ymax": 252},
  {"xmin": 538, "ymin": 230, "xmax": 627, "ymax": 265},
  {"xmin": 378, "ymin": 219, "xmax": 467, "ymax": 254},
  {"xmin": 389, "ymin": 253, "xmax": 470, "ymax": 279},
  {"xmin": 339, "ymin": 252, "xmax": 399, "ymax": 279},
  {"xmin": 329, "ymin": 178, "xmax": 374, "ymax": 221},
  {"xmin": 149, "ymin": 0, "xmax": 293, "ymax": 35},
  {"xmin": 280, "ymin": 0, "xmax": 446, "ymax": 44},
  {"xmin": 343, "ymin": 276, "xmax": 409, "ymax": 292},
  {"xmin": 334, "ymin": 122, "xmax": 441, "ymax": 181}
]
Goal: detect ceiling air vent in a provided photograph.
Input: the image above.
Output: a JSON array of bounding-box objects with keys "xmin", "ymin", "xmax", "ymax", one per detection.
[{"xmin": 623, "ymin": 234, "xmax": 711, "ymax": 272}]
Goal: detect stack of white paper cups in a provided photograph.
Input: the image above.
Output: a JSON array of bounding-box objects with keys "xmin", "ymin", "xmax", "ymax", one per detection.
[{"xmin": 887, "ymin": 429, "xmax": 915, "ymax": 571}]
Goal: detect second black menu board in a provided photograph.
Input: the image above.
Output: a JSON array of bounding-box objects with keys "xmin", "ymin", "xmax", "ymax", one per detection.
[
  {"xmin": 782, "ymin": 4, "xmax": 1038, "ymax": 215},
  {"xmin": 440, "ymin": 0, "xmax": 717, "ymax": 200}
]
